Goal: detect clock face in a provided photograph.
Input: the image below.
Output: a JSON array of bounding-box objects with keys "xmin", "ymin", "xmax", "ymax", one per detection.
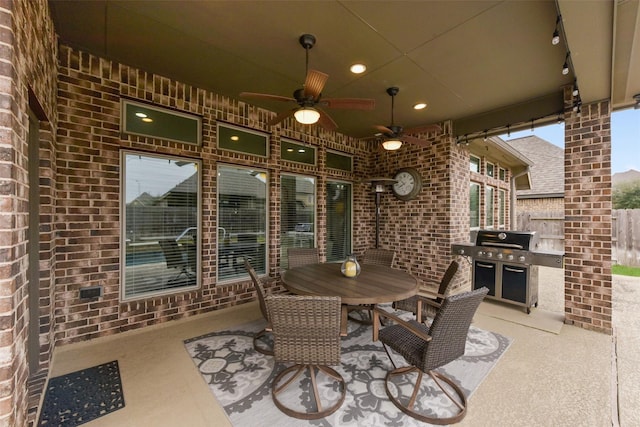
[{"xmin": 392, "ymin": 168, "xmax": 422, "ymax": 201}]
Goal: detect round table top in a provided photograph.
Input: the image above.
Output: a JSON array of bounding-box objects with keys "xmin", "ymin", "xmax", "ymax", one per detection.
[{"xmin": 281, "ymin": 262, "xmax": 418, "ymax": 305}]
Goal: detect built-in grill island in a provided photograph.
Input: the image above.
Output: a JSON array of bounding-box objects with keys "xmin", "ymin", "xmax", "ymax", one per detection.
[{"xmin": 452, "ymin": 230, "xmax": 564, "ymax": 313}]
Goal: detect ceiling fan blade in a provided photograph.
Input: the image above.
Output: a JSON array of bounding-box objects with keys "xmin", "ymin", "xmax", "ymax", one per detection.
[
  {"xmin": 374, "ymin": 125, "xmax": 394, "ymax": 135},
  {"xmin": 321, "ymin": 98, "xmax": 375, "ymax": 110},
  {"xmin": 268, "ymin": 108, "xmax": 296, "ymax": 126},
  {"xmin": 240, "ymin": 92, "xmax": 296, "ymax": 103},
  {"xmin": 404, "ymin": 123, "xmax": 442, "ymax": 134},
  {"xmin": 303, "ymin": 69, "xmax": 329, "ymax": 99},
  {"xmin": 316, "ymin": 109, "xmax": 338, "ymax": 131},
  {"xmin": 401, "ymin": 135, "xmax": 431, "ymax": 147}
]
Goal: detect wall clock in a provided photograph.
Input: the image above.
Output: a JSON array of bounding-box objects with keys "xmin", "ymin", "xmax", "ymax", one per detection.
[{"xmin": 392, "ymin": 167, "xmax": 422, "ymax": 201}]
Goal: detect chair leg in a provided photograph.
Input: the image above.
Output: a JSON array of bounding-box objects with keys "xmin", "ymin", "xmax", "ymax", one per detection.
[
  {"xmin": 385, "ymin": 366, "xmax": 468, "ymax": 425},
  {"xmin": 253, "ymin": 329, "xmax": 274, "ymax": 356},
  {"xmin": 272, "ymin": 364, "xmax": 346, "ymax": 420}
]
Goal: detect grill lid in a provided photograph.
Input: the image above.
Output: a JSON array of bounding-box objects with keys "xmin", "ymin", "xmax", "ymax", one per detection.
[{"xmin": 475, "ymin": 230, "xmax": 538, "ymax": 250}]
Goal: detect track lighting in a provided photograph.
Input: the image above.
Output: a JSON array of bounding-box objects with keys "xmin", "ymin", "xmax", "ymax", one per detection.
[
  {"xmin": 552, "ymin": 15, "xmax": 561, "ymax": 45},
  {"xmin": 562, "ymin": 52, "xmax": 570, "ymax": 75},
  {"xmin": 634, "ymin": 94, "xmax": 640, "ymax": 110},
  {"xmin": 294, "ymin": 107, "xmax": 320, "ymax": 124}
]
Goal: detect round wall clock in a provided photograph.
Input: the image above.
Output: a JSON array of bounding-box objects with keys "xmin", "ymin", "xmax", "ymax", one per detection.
[{"xmin": 392, "ymin": 167, "xmax": 422, "ymax": 201}]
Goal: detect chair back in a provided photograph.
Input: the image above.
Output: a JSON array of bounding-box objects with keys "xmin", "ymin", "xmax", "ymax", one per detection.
[
  {"xmin": 158, "ymin": 239, "xmax": 184, "ymax": 269},
  {"xmin": 362, "ymin": 248, "xmax": 395, "ymax": 267},
  {"xmin": 244, "ymin": 259, "xmax": 269, "ymax": 322},
  {"xmin": 435, "ymin": 260, "xmax": 460, "ymax": 303},
  {"xmin": 422, "ymin": 287, "xmax": 488, "ymax": 371},
  {"xmin": 287, "ymin": 248, "xmax": 319, "ymax": 269},
  {"xmin": 266, "ymin": 294, "xmax": 342, "ymax": 366}
]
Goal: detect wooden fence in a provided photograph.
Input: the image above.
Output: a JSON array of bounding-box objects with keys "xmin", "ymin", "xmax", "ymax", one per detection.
[{"xmin": 517, "ymin": 209, "xmax": 640, "ymax": 267}]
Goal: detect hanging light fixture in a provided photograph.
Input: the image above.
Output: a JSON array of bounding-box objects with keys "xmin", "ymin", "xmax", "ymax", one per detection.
[
  {"xmin": 562, "ymin": 52, "xmax": 570, "ymax": 75},
  {"xmin": 551, "ymin": 15, "xmax": 561, "ymax": 45},
  {"xmin": 382, "ymin": 139, "xmax": 403, "ymax": 151},
  {"xmin": 293, "ymin": 107, "xmax": 320, "ymax": 124},
  {"xmin": 633, "ymin": 94, "xmax": 640, "ymax": 109}
]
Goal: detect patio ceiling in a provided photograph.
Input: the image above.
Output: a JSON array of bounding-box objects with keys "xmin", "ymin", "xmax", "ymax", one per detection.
[{"xmin": 49, "ymin": 0, "xmax": 639, "ymax": 139}]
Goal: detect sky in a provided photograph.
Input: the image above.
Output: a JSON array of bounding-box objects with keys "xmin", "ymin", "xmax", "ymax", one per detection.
[{"xmin": 501, "ymin": 108, "xmax": 639, "ymax": 175}]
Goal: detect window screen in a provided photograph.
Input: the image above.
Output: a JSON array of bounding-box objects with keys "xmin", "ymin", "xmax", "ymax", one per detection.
[
  {"xmin": 122, "ymin": 152, "xmax": 200, "ymax": 300},
  {"xmin": 470, "ymin": 183, "xmax": 480, "ymax": 229},
  {"xmin": 486, "ymin": 185, "xmax": 495, "ymax": 228},
  {"xmin": 326, "ymin": 181, "xmax": 352, "ymax": 262},
  {"xmin": 217, "ymin": 165, "xmax": 268, "ymax": 280},
  {"xmin": 280, "ymin": 174, "xmax": 316, "ymax": 268}
]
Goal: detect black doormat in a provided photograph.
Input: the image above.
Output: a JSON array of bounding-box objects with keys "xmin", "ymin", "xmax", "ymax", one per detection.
[{"xmin": 38, "ymin": 360, "xmax": 125, "ymax": 426}]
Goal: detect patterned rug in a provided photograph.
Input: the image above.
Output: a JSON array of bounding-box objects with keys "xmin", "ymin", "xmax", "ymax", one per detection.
[
  {"xmin": 38, "ymin": 360, "xmax": 125, "ymax": 426},
  {"xmin": 184, "ymin": 310, "xmax": 512, "ymax": 426}
]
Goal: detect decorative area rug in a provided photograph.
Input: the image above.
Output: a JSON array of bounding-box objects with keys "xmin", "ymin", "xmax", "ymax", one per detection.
[
  {"xmin": 185, "ymin": 309, "xmax": 512, "ymax": 426},
  {"xmin": 38, "ymin": 360, "xmax": 125, "ymax": 426}
]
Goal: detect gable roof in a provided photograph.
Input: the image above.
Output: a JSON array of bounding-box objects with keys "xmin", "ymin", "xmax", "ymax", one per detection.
[{"xmin": 505, "ymin": 135, "xmax": 564, "ymax": 198}]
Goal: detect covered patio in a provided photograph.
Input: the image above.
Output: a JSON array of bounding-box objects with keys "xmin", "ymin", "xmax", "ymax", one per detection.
[{"xmin": 2, "ymin": 1, "xmax": 639, "ymax": 425}]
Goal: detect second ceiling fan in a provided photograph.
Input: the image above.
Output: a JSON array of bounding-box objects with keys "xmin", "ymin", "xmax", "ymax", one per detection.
[
  {"xmin": 240, "ymin": 34, "xmax": 375, "ymax": 131},
  {"xmin": 374, "ymin": 87, "xmax": 441, "ymax": 150}
]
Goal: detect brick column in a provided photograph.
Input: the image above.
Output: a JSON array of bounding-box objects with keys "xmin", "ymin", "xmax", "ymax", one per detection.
[{"xmin": 563, "ymin": 86, "xmax": 613, "ymax": 334}]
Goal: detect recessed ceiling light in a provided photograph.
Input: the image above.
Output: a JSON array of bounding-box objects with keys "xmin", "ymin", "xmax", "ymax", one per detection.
[
  {"xmin": 298, "ymin": 148, "xmax": 306, "ymax": 153},
  {"xmin": 287, "ymin": 148, "xmax": 294, "ymax": 152},
  {"xmin": 135, "ymin": 112, "xmax": 147, "ymax": 118},
  {"xmin": 350, "ymin": 64, "xmax": 366, "ymax": 74},
  {"xmin": 230, "ymin": 135, "xmax": 239, "ymax": 141},
  {"xmin": 141, "ymin": 117, "xmax": 153, "ymax": 123},
  {"xmin": 413, "ymin": 103, "xmax": 427, "ymax": 110}
]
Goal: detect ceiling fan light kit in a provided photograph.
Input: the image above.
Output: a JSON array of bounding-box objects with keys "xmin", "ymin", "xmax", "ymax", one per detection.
[
  {"xmin": 382, "ymin": 139, "xmax": 403, "ymax": 151},
  {"xmin": 294, "ymin": 107, "xmax": 320, "ymax": 124}
]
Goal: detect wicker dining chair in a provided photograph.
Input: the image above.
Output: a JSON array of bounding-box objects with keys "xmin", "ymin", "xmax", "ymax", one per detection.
[
  {"xmin": 362, "ymin": 248, "xmax": 396, "ymax": 267},
  {"xmin": 266, "ymin": 294, "xmax": 345, "ymax": 420},
  {"xmin": 372, "ymin": 287, "xmax": 489, "ymax": 425},
  {"xmin": 287, "ymin": 247, "xmax": 320, "ymax": 269},
  {"xmin": 393, "ymin": 260, "xmax": 459, "ymax": 323},
  {"xmin": 348, "ymin": 248, "xmax": 396, "ymax": 324},
  {"xmin": 244, "ymin": 259, "xmax": 274, "ymax": 356}
]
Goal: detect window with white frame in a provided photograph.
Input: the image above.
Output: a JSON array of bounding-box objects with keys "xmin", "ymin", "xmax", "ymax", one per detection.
[
  {"xmin": 217, "ymin": 165, "xmax": 268, "ymax": 281},
  {"xmin": 121, "ymin": 151, "xmax": 201, "ymax": 300},
  {"xmin": 486, "ymin": 162, "xmax": 495, "ymax": 178},
  {"xmin": 281, "ymin": 174, "xmax": 316, "ymax": 268},
  {"xmin": 499, "ymin": 189, "xmax": 506, "ymax": 228},
  {"xmin": 326, "ymin": 181, "xmax": 352, "ymax": 262},
  {"xmin": 485, "ymin": 185, "xmax": 495, "ymax": 228},
  {"xmin": 470, "ymin": 155, "xmax": 480, "ymax": 173},
  {"xmin": 470, "ymin": 182, "xmax": 480, "ymax": 229}
]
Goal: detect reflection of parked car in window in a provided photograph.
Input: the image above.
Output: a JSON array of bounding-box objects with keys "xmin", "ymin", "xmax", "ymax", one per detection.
[{"xmin": 295, "ymin": 223, "xmax": 313, "ymax": 232}]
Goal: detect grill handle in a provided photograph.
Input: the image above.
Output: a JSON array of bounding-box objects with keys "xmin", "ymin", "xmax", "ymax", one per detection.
[
  {"xmin": 476, "ymin": 263, "xmax": 495, "ymax": 269},
  {"xmin": 481, "ymin": 242, "xmax": 524, "ymax": 249},
  {"xmin": 504, "ymin": 266, "xmax": 526, "ymax": 273}
]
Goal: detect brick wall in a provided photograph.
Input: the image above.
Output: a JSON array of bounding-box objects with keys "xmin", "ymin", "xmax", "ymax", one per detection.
[
  {"xmin": 563, "ymin": 86, "xmax": 613, "ymax": 334},
  {"xmin": 0, "ymin": 0, "xmax": 58, "ymax": 426}
]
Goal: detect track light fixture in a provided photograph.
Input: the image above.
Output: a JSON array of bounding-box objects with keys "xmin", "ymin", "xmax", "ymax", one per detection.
[
  {"xmin": 634, "ymin": 94, "xmax": 640, "ymax": 110},
  {"xmin": 562, "ymin": 52, "xmax": 570, "ymax": 75},
  {"xmin": 552, "ymin": 15, "xmax": 561, "ymax": 45}
]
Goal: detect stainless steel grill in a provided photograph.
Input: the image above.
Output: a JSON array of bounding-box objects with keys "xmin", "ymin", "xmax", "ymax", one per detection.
[{"xmin": 452, "ymin": 230, "xmax": 564, "ymax": 313}]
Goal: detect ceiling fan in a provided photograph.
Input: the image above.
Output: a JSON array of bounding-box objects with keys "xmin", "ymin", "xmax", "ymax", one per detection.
[
  {"xmin": 374, "ymin": 87, "xmax": 441, "ymax": 150},
  {"xmin": 239, "ymin": 34, "xmax": 375, "ymax": 131}
]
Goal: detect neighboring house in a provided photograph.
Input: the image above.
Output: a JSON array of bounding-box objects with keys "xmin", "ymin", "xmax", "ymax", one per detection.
[{"xmin": 505, "ymin": 135, "xmax": 565, "ymax": 214}]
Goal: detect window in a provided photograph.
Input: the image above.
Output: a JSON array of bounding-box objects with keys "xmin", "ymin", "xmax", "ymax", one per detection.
[
  {"xmin": 280, "ymin": 174, "xmax": 316, "ymax": 268},
  {"xmin": 470, "ymin": 156, "xmax": 480, "ymax": 173},
  {"xmin": 499, "ymin": 189, "xmax": 506, "ymax": 228},
  {"xmin": 499, "ymin": 167, "xmax": 506, "ymax": 181},
  {"xmin": 486, "ymin": 162, "xmax": 495, "ymax": 178},
  {"xmin": 121, "ymin": 99, "xmax": 201, "ymax": 145},
  {"xmin": 217, "ymin": 123, "xmax": 268, "ymax": 157},
  {"xmin": 485, "ymin": 185, "xmax": 495, "ymax": 228},
  {"xmin": 217, "ymin": 165, "xmax": 268, "ymax": 281},
  {"xmin": 326, "ymin": 150, "xmax": 353, "ymax": 172},
  {"xmin": 281, "ymin": 139, "xmax": 316, "ymax": 165},
  {"xmin": 326, "ymin": 181, "xmax": 352, "ymax": 262},
  {"xmin": 121, "ymin": 151, "xmax": 200, "ymax": 300},
  {"xmin": 470, "ymin": 183, "xmax": 480, "ymax": 229}
]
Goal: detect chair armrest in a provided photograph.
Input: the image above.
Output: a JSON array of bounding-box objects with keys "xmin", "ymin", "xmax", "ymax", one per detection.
[
  {"xmin": 414, "ymin": 294, "xmax": 443, "ymax": 323},
  {"xmin": 372, "ymin": 306, "xmax": 432, "ymax": 343}
]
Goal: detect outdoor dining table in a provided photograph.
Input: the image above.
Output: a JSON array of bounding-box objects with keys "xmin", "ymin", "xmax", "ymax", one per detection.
[{"xmin": 281, "ymin": 262, "xmax": 419, "ymax": 335}]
